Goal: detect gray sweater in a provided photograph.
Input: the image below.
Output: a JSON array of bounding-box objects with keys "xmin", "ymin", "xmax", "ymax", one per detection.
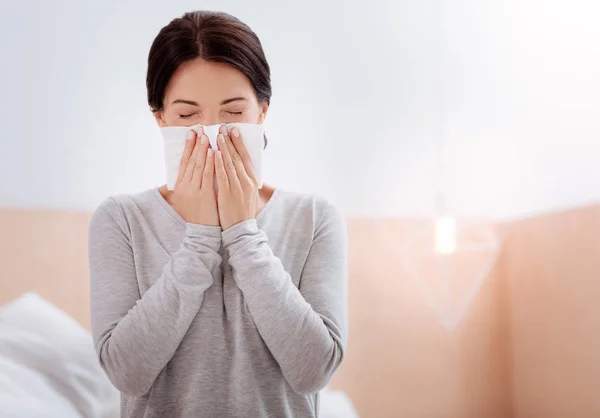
[{"xmin": 88, "ymin": 187, "xmax": 348, "ymax": 418}]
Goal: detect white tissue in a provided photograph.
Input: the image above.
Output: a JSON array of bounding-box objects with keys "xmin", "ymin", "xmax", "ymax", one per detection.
[{"xmin": 160, "ymin": 123, "xmax": 265, "ymax": 190}]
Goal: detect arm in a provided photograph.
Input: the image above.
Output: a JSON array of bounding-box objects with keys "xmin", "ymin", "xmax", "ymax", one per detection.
[
  {"xmin": 89, "ymin": 197, "xmax": 222, "ymax": 396},
  {"xmin": 222, "ymin": 203, "xmax": 348, "ymax": 395}
]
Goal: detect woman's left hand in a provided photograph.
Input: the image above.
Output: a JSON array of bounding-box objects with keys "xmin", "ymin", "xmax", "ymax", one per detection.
[{"xmin": 214, "ymin": 125, "xmax": 259, "ymax": 230}]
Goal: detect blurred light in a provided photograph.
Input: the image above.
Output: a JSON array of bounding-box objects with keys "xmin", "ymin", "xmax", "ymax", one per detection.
[{"xmin": 434, "ymin": 216, "xmax": 456, "ymax": 254}]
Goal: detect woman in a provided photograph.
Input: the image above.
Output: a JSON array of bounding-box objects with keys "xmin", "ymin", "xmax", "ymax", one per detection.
[{"xmin": 89, "ymin": 10, "xmax": 348, "ymax": 418}]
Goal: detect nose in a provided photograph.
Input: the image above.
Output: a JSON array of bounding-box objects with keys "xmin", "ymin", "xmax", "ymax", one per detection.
[{"xmin": 201, "ymin": 116, "xmax": 220, "ymax": 126}]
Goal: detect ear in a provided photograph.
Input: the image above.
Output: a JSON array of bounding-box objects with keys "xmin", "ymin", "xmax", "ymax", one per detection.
[
  {"xmin": 153, "ymin": 110, "xmax": 167, "ymax": 127},
  {"xmin": 257, "ymin": 102, "xmax": 269, "ymax": 124}
]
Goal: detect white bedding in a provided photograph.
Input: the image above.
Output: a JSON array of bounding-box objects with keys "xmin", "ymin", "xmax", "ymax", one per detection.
[
  {"xmin": 0, "ymin": 293, "xmax": 357, "ymax": 418},
  {"xmin": 320, "ymin": 388, "xmax": 360, "ymax": 418},
  {"xmin": 0, "ymin": 353, "xmax": 81, "ymax": 418},
  {"xmin": 0, "ymin": 293, "xmax": 119, "ymax": 418}
]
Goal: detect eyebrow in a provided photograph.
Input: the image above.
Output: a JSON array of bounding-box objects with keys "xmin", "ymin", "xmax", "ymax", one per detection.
[
  {"xmin": 170, "ymin": 97, "xmax": 248, "ymax": 106},
  {"xmin": 171, "ymin": 99, "xmax": 199, "ymax": 106},
  {"xmin": 220, "ymin": 97, "xmax": 247, "ymax": 105}
]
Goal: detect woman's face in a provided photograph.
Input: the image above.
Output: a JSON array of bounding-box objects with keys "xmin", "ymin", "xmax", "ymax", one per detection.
[{"xmin": 154, "ymin": 58, "xmax": 268, "ymax": 127}]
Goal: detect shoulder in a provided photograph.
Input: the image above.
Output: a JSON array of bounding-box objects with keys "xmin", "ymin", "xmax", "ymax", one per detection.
[
  {"xmin": 94, "ymin": 188, "xmax": 157, "ymax": 214},
  {"xmin": 275, "ymin": 189, "xmax": 345, "ymax": 233},
  {"xmin": 89, "ymin": 188, "xmax": 158, "ymax": 236}
]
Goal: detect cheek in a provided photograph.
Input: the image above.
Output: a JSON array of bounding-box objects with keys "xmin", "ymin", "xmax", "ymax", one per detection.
[
  {"xmin": 166, "ymin": 119, "xmax": 192, "ymax": 127},
  {"xmin": 243, "ymin": 107, "xmax": 263, "ymax": 124}
]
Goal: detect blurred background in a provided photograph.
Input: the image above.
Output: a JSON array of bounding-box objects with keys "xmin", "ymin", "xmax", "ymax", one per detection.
[{"xmin": 1, "ymin": 0, "xmax": 599, "ymax": 417}]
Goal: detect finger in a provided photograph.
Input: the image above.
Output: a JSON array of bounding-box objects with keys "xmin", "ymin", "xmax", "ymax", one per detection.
[
  {"xmin": 217, "ymin": 133, "xmax": 240, "ymax": 188},
  {"xmin": 190, "ymin": 133, "xmax": 209, "ymax": 188},
  {"xmin": 230, "ymin": 127, "xmax": 258, "ymax": 183},
  {"xmin": 226, "ymin": 129, "xmax": 252, "ymax": 186},
  {"xmin": 175, "ymin": 130, "xmax": 196, "ymax": 187},
  {"xmin": 214, "ymin": 149, "xmax": 229, "ymax": 190},
  {"xmin": 221, "ymin": 125, "xmax": 239, "ymax": 165},
  {"xmin": 202, "ymin": 148, "xmax": 215, "ymax": 190},
  {"xmin": 183, "ymin": 128, "xmax": 205, "ymax": 184}
]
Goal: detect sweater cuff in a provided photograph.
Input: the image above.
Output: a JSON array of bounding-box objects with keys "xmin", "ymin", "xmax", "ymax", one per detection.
[
  {"xmin": 183, "ymin": 223, "xmax": 223, "ymax": 253},
  {"xmin": 222, "ymin": 219, "xmax": 259, "ymax": 244},
  {"xmin": 221, "ymin": 219, "xmax": 263, "ymax": 257}
]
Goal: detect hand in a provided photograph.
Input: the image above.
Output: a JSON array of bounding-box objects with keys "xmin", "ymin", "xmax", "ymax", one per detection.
[
  {"xmin": 214, "ymin": 125, "xmax": 259, "ymax": 230},
  {"xmin": 171, "ymin": 128, "xmax": 219, "ymax": 226}
]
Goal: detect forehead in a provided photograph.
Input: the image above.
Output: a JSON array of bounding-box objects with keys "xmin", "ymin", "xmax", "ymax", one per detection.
[{"xmin": 164, "ymin": 58, "xmax": 254, "ymax": 104}]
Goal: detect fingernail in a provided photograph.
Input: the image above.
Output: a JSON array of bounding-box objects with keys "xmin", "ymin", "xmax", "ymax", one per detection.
[
  {"xmin": 186, "ymin": 130, "xmax": 195, "ymax": 141},
  {"xmin": 200, "ymin": 134, "xmax": 207, "ymax": 145},
  {"xmin": 218, "ymin": 133, "xmax": 225, "ymax": 143},
  {"xmin": 196, "ymin": 126, "xmax": 204, "ymax": 136},
  {"xmin": 231, "ymin": 127, "xmax": 240, "ymax": 137},
  {"xmin": 220, "ymin": 125, "xmax": 228, "ymax": 135},
  {"xmin": 207, "ymin": 148, "xmax": 213, "ymax": 157},
  {"xmin": 217, "ymin": 150, "xmax": 222, "ymax": 159}
]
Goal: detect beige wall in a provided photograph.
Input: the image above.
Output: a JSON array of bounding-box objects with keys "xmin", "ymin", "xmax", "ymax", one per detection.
[
  {"xmin": 502, "ymin": 206, "xmax": 600, "ymax": 418},
  {"xmin": 329, "ymin": 219, "xmax": 512, "ymax": 418},
  {"xmin": 0, "ymin": 209, "xmax": 92, "ymax": 329},
  {"xmin": 1, "ymin": 206, "xmax": 599, "ymax": 417},
  {"xmin": 329, "ymin": 208, "xmax": 600, "ymax": 417}
]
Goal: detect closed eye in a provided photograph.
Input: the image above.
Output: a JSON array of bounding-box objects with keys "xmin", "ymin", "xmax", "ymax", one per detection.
[
  {"xmin": 179, "ymin": 113, "xmax": 197, "ymax": 119},
  {"xmin": 228, "ymin": 111, "xmax": 243, "ymax": 115}
]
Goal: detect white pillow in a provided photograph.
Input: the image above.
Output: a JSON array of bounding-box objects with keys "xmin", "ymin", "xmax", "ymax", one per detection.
[
  {"xmin": 0, "ymin": 292, "xmax": 119, "ymax": 418},
  {"xmin": 0, "ymin": 352, "xmax": 80, "ymax": 418},
  {"xmin": 320, "ymin": 387, "xmax": 360, "ymax": 418}
]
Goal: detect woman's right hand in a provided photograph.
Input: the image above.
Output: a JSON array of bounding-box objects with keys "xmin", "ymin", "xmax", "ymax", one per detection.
[{"xmin": 171, "ymin": 128, "xmax": 219, "ymax": 226}]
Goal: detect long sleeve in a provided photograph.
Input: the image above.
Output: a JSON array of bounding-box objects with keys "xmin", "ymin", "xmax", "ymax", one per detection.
[
  {"xmin": 221, "ymin": 203, "xmax": 348, "ymax": 395},
  {"xmin": 88, "ymin": 197, "xmax": 222, "ymax": 397}
]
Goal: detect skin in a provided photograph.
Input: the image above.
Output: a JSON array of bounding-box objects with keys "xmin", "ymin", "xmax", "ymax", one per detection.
[{"xmin": 154, "ymin": 58, "xmax": 274, "ymax": 228}]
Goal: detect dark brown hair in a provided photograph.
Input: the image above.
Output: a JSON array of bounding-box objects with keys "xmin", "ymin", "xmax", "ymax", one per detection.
[{"xmin": 146, "ymin": 11, "xmax": 271, "ymax": 145}]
